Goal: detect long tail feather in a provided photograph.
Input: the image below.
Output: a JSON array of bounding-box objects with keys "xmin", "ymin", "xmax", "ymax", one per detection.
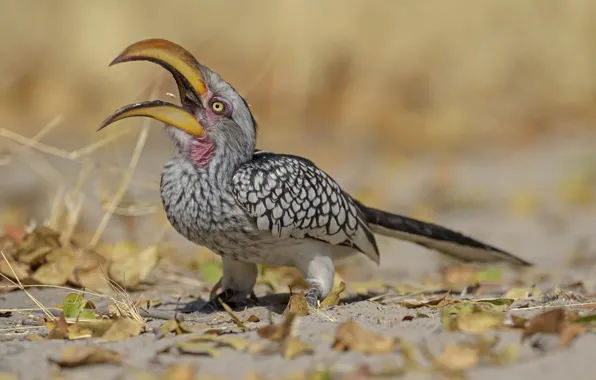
[{"xmin": 357, "ymin": 203, "xmax": 532, "ymax": 266}]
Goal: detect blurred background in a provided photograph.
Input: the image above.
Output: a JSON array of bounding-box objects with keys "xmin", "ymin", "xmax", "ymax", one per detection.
[{"xmin": 1, "ymin": 1, "xmax": 596, "ymax": 282}]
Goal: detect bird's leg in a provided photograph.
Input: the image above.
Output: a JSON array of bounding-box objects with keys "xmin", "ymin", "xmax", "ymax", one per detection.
[
  {"xmin": 296, "ymin": 251, "xmax": 335, "ymax": 308},
  {"xmin": 202, "ymin": 258, "xmax": 258, "ymax": 311}
]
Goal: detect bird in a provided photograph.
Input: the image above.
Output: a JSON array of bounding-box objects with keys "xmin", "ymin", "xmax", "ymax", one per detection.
[{"xmin": 98, "ymin": 38, "xmax": 532, "ymax": 310}]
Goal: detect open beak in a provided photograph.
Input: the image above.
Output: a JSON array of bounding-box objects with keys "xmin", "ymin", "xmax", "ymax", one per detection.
[
  {"xmin": 98, "ymin": 39, "xmax": 209, "ymax": 136},
  {"xmin": 98, "ymin": 100, "xmax": 204, "ymax": 137}
]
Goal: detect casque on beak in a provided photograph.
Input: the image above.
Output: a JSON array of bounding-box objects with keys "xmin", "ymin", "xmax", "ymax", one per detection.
[{"xmin": 98, "ymin": 39, "xmax": 209, "ymax": 137}]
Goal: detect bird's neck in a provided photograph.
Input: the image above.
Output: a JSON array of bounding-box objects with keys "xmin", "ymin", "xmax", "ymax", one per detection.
[{"xmin": 177, "ymin": 137, "xmax": 255, "ymax": 186}]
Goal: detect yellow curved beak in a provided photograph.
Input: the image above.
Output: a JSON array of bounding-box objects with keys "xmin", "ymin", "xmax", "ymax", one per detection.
[
  {"xmin": 98, "ymin": 100, "xmax": 204, "ymax": 137},
  {"xmin": 99, "ymin": 39, "xmax": 209, "ymax": 136},
  {"xmin": 110, "ymin": 38, "xmax": 209, "ymax": 98}
]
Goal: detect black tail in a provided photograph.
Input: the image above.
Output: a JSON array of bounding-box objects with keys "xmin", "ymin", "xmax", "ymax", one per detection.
[{"xmin": 356, "ymin": 202, "xmax": 532, "ymax": 266}]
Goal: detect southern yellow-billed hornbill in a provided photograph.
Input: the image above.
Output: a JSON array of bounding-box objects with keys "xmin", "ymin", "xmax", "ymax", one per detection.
[{"xmin": 99, "ymin": 39, "xmax": 531, "ymax": 310}]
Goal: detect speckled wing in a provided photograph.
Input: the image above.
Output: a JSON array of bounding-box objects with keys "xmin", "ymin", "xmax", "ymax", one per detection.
[{"xmin": 231, "ymin": 153, "xmax": 380, "ymax": 263}]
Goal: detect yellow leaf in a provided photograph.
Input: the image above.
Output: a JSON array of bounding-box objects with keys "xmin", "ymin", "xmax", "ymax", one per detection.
[
  {"xmin": 504, "ymin": 287, "xmax": 543, "ymax": 300},
  {"xmin": 175, "ymin": 341, "xmax": 220, "ymax": 357},
  {"xmin": 31, "ymin": 249, "xmax": 77, "ymax": 286},
  {"xmin": 320, "ymin": 281, "xmax": 346, "ymax": 308},
  {"xmin": 52, "ymin": 345, "xmax": 122, "ymax": 367},
  {"xmin": 436, "ymin": 345, "xmax": 479, "ymax": 371},
  {"xmin": 108, "ymin": 245, "xmax": 158, "ymax": 288},
  {"xmin": 456, "ymin": 312, "xmax": 505, "ymax": 334},
  {"xmin": 219, "ymin": 300, "xmax": 247, "ymax": 330},
  {"xmin": 100, "ymin": 318, "xmax": 144, "ymax": 342},
  {"xmin": 247, "ymin": 314, "xmax": 261, "ymax": 323},
  {"xmin": 332, "ymin": 321, "xmax": 396, "ymax": 354},
  {"xmin": 0, "ymin": 259, "xmax": 29, "ymax": 281}
]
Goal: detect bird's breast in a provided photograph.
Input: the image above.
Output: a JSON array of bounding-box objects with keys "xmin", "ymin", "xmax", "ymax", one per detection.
[{"xmin": 159, "ymin": 158, "xmax": 258, "ymax": 255}]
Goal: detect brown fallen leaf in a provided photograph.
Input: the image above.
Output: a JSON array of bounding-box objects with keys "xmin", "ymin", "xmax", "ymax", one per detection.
[
  {"xmin": 420, "ymin": 342, "xmax": 479, "ymax": 375},
  {"xmin": 559, "ymin": 323, "xmax": 587, "ymax": 347},
  {"xmin": 108, "ymin": 245, "xmax": 158, "ymax": 288},
  {"xmin": 522, "ymin": 308, "xmax": 586, "ymax": 347},
  {"xmin": 320, "ymin": 281, "xmax": 346, "ymax": 308},
  {"xmin": 332, "ymin": 321, "xmax": 396, "ymax": 354},
  {"xmin": 283, "ymin": 292, "xmax": 309, "ymax": 317},
  {"xmin": 399, "ymin": 294, "xmax": 450, "ymax": 309},
  {"xmin": 161, "ymin": 363, "xmax": 197, "ymax": 380},
  {"xmin": 52, "ymin": 345, "xmax": 122, "ymax": 367},
  {"xmin": 45, "ymin": 314, "xmax": 69, "ymax": 340},
  {"xmin": 257, "ymin": 312, "xmax": 297, "ymax": 342},
  {"xmin": 159, "ymin": 319, "xmax": 193, "ymax": 336},
  {"xmin": 31, "ymin": 249, "xmax": 77, "ymax": 286},
  {"xmin": 219, "ymin": 300, "xmax": 248, "ymax": 330},
  {"xmin": 247, "ymin": 314, "xmax": 261, "ymax": 323},
  {"xmin": 0, "ymin": 258, "xmax": 29, "ymax": 281},
  {"xmin": 175, "ymin": 340, "xmax": 220, "ymax": 357},
  {"xmin": 100, "ymin": 317, "xmax": 144, "ymax": 342},
  {"xmin": 522, "ymin": 308, "xmax": 567, "ymax": 341}
]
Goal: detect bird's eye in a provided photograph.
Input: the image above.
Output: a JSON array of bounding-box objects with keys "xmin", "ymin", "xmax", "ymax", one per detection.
[{"xmin": 211, "ymin": 100, "xmax": 225, "ymax": 114}]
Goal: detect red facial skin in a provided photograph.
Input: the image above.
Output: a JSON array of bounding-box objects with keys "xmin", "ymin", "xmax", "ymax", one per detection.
[{"xmin": 189, "ymin": 95, "xmax": 233, "ymax": 168}]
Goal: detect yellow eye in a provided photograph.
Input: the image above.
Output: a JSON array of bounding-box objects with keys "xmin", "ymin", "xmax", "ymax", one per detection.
[{"xmin": 211, "ymin": 101, "xmax": 225, "ymax": 113}]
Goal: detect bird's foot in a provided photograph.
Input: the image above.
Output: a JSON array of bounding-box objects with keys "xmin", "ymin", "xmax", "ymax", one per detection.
[
  {"xmin": 305, "ymin": 288, "xmax": 321, "ymax": 308},
  {"xmin": 200, "ymin": 289, "xmax": 259, "ymax": 313}
]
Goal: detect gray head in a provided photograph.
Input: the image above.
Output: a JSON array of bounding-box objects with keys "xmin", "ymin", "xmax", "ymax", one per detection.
[{"xmin": 98, "ymin": 39, "xmax": 257, "ymax": 171}]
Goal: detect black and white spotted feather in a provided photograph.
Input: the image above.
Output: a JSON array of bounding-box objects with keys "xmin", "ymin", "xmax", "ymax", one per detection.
[{"xmin": 231, "ymin": 152, "xmax": 380, "ymax": 263}]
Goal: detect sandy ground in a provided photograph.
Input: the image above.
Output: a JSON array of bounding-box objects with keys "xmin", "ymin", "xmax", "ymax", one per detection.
[{"xmin": 1, "ymin": 134, "xmax": 596, "ymax": 379}]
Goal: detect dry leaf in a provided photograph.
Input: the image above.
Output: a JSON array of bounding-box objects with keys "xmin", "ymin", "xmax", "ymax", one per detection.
[
  {"xmin": 257, "ymin": 312, "xmax": 297, "ymax": 343},
  {"xmin": 108, "ymin": 245, "xmax": 158, "ymax": 288},
  {"xmin": 522, "ymin": 308, "xmax": 567, "ymax": 341},
  {"xmin": 247, "ymin": 314, "xmax": 261, "ymax": 323},
  {"xmin": 455, "ymin": 311, "xmax": 505, "ymax": 335},
  {"xmin": 559, "ymin": 323, "xmax": 587, "ymax": 347},
  {"xmin": 283, "ymin": 292, "xmax": 309, "ymax": 317},
  {"xmin": 399, "ymin": 294, "xmax": 450, "ymax": 309},
  {"xmin": 283, "ymin": 336, "xmax": 313, "ymax": 360},
  {"xmin": 45, "ymin": 314, "xmax": 69, "ymax": 340},
  {"xmin": 52, "ymin": 345, "xmax": 122, "ymax": 367},
  {"xmin": 522, "ymin": 307, "xmax": 586, "ymax": 347},
  {"xmin": 505, "ymin": 287, "xmax": 543, "ymax": 300},
  {"xmin": 31, "ymin": 249, "xmax": 77, "ymax": 286},
  {"xmin": 175, "ymin": 340, "xmax": 221, "ymax": 357},
  {"xmin": 219, "ymin": 300, "xmax": 248, "ymax": 330},
  {"xmin": 332, "ymin": 321, "xmax": 396, "ymax": 354},
  {"xmin": 159, "ymin": 319, "xmax": 193, "ymax": 336},
  {"xmin": 0, "ymin": 258, "xmax": 29, "ymax": 281},
  {"xmin": 486, "ymin": 344, "xmax": 520, "ymax": 365},
  {"xmin": 320, "ymin": 281, "xmax": 346, "ymax": 308},
  {"xmin": 100, "ymin": 317, "xmax": 144, "ymax": 341},
  {"xmin": 435, "ymin": 345, "xmax": 480, "ymax": 371},
  {"xmin": 161, "ymin": 363, "xmax": 197, "ymax": 380}
]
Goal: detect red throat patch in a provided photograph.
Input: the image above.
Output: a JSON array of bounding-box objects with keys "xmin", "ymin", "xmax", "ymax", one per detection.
[{"xmin": 190, "ymin": 138, "xmax": 216, "ymax": 168}]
